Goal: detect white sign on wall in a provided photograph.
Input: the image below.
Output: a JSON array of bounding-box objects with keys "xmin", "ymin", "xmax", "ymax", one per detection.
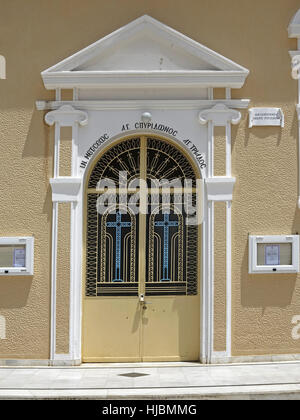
[
  {"xmin": 13, "ymin": 248, "xmax": 26, "ymax": 268},
  {"xmin": 265, "ymin": 244, "xmax": 280, "ymax": 266},
  {"xmin": 0, "ymin": 55, "xmax": 5, "ymax": 80},
  {"xmin": 249, "ymin": 108, "xmax": 284, "ymax": 128}
]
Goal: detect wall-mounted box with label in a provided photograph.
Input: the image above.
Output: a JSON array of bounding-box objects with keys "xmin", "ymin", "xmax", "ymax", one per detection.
[
  {"xmin": 0, "ymin": 237, "xmax": 34, "ymax": 276},
  {"xmin": 249, "ymin": 235, "xmax": 299, "ymax": 274},
  {"xmin": 248, "ymin": 108, "xmax": 284, "ymax": 128}
]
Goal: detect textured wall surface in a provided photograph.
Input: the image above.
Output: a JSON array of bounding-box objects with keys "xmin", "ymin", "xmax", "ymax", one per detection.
[
  {"xmin": 0, "ymin": 0, "xmax": 300, "ymax": 359},
  {"xmin": 214, "ymin": 202, "xmax": 227, "ymax": 352},
  {"xmin": 55, "ymin": 202, "xmax": 71, "ymax": 355}
]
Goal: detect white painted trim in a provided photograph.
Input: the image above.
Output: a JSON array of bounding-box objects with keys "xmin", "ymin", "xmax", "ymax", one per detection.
[
  {"xmin": 249, "ymin": 235, "xmax": 300, "ymax": 274},
  {"xmin": 72, "ymin": 123, "xmax": 79, "ymax": 176},
  {"xmin": 288, "ymin": 9, "xmax": 300, "ymax": 38},
  {"xmin": 68, "ymin": 197, "xmax": 83, "ymax": 362},
  {"xmin": 205, "ymin": 177, "xmax": 236, "ymax": 202},
  {"xmin": 211, "ymin": 351, "xmax": 228, "ymax": 363},
  {"xmin": 211, "ymin": 354, "xmax": 300, "ymax": 364},
  {"xmin": 55, "ymin": 88, "xmax": 61, "ymax": 101},
  {"xmin": 225, "ymin": 118, "xmax": 232, "ymax": 358},
  {"xmin": 226, "ymin": 88, "xmax": 231, "ymax": 100},
  {"xmin": 2, "ymin": 354, "xmax": 300, "ymax": 366},
  {"xmin": 50, "ymin": 359, "xmax": 81, "ymax": 367},
  {"xmin": 42, "ymin": 71, "xmax": 248, "ymax": 90},
  {"xmin": 208, "ymin": 121, "xmax": 214, "ymax": 178},
  {"xmin": 198, "ymin": 102, "xmax": 246, "ymax": 362},
  {"xmin": 226, "ymin": 201, "xmax": 232, "ymax": 357},
  {"xmin": 200, "ymin": 207, "xmax": 208, "ymax": 363},
  {"xmin": 36, "ymin": 99, "xmax": 250, "ymax": 111},
  {"xmin": 202, "ymin": 111, "xmax": 214, "ymax": 362},
  {"xmin": 45, "ymin": 105, "xmax": 88, "ymax": 127},
  {"xmin": 0, "ymin": 315, "xmax": 6, "ymax": 339},
  {"xmin": 226, "ymin": 122, "xmax": 231, "ymax": 176},
  {"xmin": 0, "ymin": 360, "xmax": 51, "ymax": 367},
  {"xmin": 73, "ymin": 88, "xmax": 79, "ymax": 101},
  {"xmin": 199, "ymin": 103, "xmax": 242, "ymax": 126},
  {"xmin": 50, "ymin": 202, "xmax": 58, "ymax": 361},
  {"xmin": 45, "ymin": 105, "xmax": 89, "ymax": 364},
  {"xmin": 54, "ymin": 123, "xmax": 60, "ymax": 178},
  {"xmin": 208, "ymin": 201, "xmax": 214, "ymax": 363},
  {"xmin": 289, "ymin": 24, "xmax": 300, "ymax": 39},
  {"xmin": 50, "ymin": 178, "xmax": 82, "ymax": 202},
  {"xmin": 0, "ymin": 237, "xmax": 34, "ymax": 276}
]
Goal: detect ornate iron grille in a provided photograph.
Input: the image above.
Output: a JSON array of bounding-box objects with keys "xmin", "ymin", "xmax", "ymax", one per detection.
[
  {"xmin": 86, "ymin": 195, "xmax": 139, "ymax": 297},
  {"xmin": 145, "ymin": 191, "xmax": 198, "ymax": 296},
  {"xmin": 147, "ymin": 137, "xmax": 196, "ymax": 187},
  {"xmin": 88, "ymin": 138, "xmax": 140, "ymax": 188}
]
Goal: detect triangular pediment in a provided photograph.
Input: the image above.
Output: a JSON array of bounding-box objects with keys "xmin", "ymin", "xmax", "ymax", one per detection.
[
  {"xmin": 42, "ymin": 15, "xmax": 249, "ymax": 89},
  {"xmin": 289, "ymin": 9, "xmax": 300, "ymax": 38},
  {"xmin": 73, "ymin": 34, "xmax": 220, "ymax": 72}
]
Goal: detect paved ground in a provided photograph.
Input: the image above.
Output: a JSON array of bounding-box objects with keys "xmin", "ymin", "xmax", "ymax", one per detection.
[{"xmin": 0, "ymin": 361, "xmax": 300, "ymax": 399}]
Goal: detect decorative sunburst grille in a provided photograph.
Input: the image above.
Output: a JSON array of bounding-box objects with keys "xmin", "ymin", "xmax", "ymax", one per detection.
[
  {"xmin": 88, "ymin": 138, "xmax": 140, "ymax": 188},
  {"xmin": 147, "ymin": 137, "xmax": 196, "ymax": 186}
]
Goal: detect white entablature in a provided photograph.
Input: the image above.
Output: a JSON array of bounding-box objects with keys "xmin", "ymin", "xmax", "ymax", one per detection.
[{"xmin": 41, "ymin": 15, "xmax": 249, "ymax": 91}]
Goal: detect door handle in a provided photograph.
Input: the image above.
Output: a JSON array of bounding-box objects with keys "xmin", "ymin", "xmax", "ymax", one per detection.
[{"xmin": 139, "ymin": 294, "xmax": 152, "ymax": 306}]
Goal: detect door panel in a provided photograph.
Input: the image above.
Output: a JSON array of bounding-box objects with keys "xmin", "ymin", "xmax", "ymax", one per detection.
[
  {"xmin": 142, "ymin": 296, "xmax": 200, "ymax": 361},
  {"xmin": 82, "ymin": 298, "xmax": 141, "ymax": 362}
]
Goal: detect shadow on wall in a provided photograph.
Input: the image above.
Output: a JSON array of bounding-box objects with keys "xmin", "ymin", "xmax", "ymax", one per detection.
[
  {"xmin": 243, "ymin": 126, "xmax": 283, "ymax": 148},
  {"xmin": 0, "ymin": 277, "xmax": 32, "ymax": 309},
  {"xmin": 42, "ymin": 184, "xmax": 53, "ymax": 224},
  {"xmin": 22, "ymin": 109, "xmax": 53, "ymax": 224},
  {"xmin": 231, "ymin": 122, "xmax": 284, "ymax": 150},
  {"xmin": 22, "ymin": 109, "xmax": 52, "ymax": 159},
  {"xmin": 293, "ymin": 204, "xmax": 300, "ymax": 243},
  {"xmin": 241, "ymin": 240, "xmax": 297, "ymax": 309},
  {"xmin": 230, "ymin": 107, "xmax": 300, "ymax": 151}
]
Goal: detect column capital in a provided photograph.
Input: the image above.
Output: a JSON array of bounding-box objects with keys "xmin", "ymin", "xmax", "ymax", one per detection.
[
  {"xmin": 291, "ymin": 54, "xmax": 300, "ymax": 81},
  {"xmin": 45, "ymin": 105, "xmax": 88, "ymax": 127},
  {"xmin": 205, "ymin": 177, "xmax": 236, "ymax": 202},
  {"xmin": 50, "ymin": 177, "xmax": 82, "ymax": 202},
  {"xmin": 199, "ymin": 103, "xmax": 241, "ymax": 126}
]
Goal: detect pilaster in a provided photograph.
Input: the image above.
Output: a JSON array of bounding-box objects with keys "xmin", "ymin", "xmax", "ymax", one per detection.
[
  {"xmin": 199, "ymin": 103, "xmax": 242, "ymax": 363},
  {"xmin": 45, "ymin": 105, "xmax": 88, "ymax": 365}
]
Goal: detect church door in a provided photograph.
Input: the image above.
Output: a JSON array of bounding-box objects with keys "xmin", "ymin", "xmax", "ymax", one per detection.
[{"xmin": 82, "ymin": 135, "xmax": 200, "ymax": 362}]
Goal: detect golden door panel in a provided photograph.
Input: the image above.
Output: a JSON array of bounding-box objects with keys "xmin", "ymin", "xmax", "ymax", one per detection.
[
  {"xmin": 142, "ymin": 296, "xmax": 200, "ymax": 361},
  {"xmin": 83, "ymin": 135, "xmax": 200, "ymax": 362}
]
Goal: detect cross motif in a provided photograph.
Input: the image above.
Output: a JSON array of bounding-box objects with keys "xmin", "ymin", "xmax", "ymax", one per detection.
[
  {"xmin": 155, "ymin": 213, "xmax": 179, "ymax": 281},
  {"xmin": 106, "ymin": 212, "xmax": 131, "ymax": 282}
]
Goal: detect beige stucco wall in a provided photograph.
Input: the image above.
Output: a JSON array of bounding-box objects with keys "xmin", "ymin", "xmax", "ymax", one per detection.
[{"xmin": 0, "ymin": 0, "xmax": 300, "ymax": 360}]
